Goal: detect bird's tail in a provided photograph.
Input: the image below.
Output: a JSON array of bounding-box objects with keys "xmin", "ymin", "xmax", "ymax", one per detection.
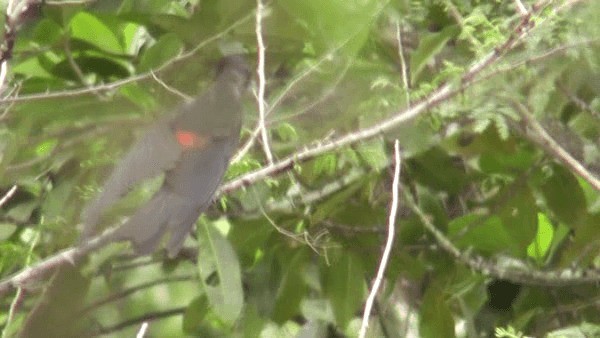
[{"xmin": 111, "ymin": 187, "xmax": 200, "ymax": 257}]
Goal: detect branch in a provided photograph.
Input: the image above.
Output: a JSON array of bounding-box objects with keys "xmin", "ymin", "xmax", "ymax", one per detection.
[
  {"xmin": 220, "ymin": 4, "xmax": 547, "ymax": 195},
  {"xmin": 0, "ymin": 185, "xmax": 17, "ymax": 208},
  {"xmin": 0, "ymin": 11, "xmax": 255, "ymax": 105},
  {"xmin": 135, "ymin": 322, "xmax": 148, "ymax": 338},
  {"xmin": 557, "ymin": 83, "xmax": 600, "ymax": 120},
  {"xmin": 0, "ymin": 229, "xmax": 115, "ymax": 298},
  {"xmin": 402, "ymin": 189, "xmax": 600, "ymax": 286},
  {"xmin": 511, "ymin": 100, "xmax": 600, "ymax": 191},
  {"xmin": 83, "ymin": 275, "xmax": 196, "ymax": 312},
  {"xmin": 255, "ymin": 0, "xmax": 274, "ymax": 164},
  {"xmin": 359, "ymin": 140, "xmax": 401, "ymax": 338},
  {"xmin": 395, "ymin": 20, "xmax": 410, "ymax": 105},
  {"xmin": 232, "ymin": 44, "xmax": 342, "ymax": 163},
  {"xmin": 94, "ymin": 306, "xmax": 186, "ymax": 336}
]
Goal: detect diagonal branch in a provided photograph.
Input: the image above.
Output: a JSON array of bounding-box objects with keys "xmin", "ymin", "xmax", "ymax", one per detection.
[
  {"xmin": 511, "ymin": 100, "xmax": 600, "ymax": 191},
  {"xmin": 402, "ymin": 188, "xmax": 600, "ymax": 286}
]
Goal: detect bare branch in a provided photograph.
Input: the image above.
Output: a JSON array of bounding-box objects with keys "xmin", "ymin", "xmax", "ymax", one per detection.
[
  {"xmin": 1, "ymin": 229, "xmax": 39, "ymax": 338},
  {"xmin": 359, "ymin": 140, "xmax": 402, "ymax": 338},
  {"xmin": 150, "ymin": 71, "xmax": 192, "ymax": 101},
  {"xmin": 95, "ymin": 307, "xmax": 186, "ymax": 336},
  {"xmin": 0, "ymin": 229, "xmax": 116, "ymax": 298},
  {"xmin": 232, "ymin": 49, "xmax": 338, "ymax": 163},
  {"xmin": 512, "ymin": 100, "xmax": 600, "ymax": 191},
  {"xmin": 557, "ymin": 83, "xmax": 600, "ymax": 120},
  {"xmin": 402, "ymin": 189, "xmax": 600, "ymax": 286},
  {"xmin": 255, "ymin": 0, "xmax": 273, "ymax": 164},
  {"xmin": 0, "ymin": 185, "xmax": 18, "ymax": 208},
  {"xmin": 135, "ymin": 322, "xmax": 148, "ymax": 338},
  {"xmin": 395, "ymin": 21, "xmax": 410, "ymax": 105},
  {"xmin": 83, "ymin": 275, "xmax": 196, "ymax": 312}
]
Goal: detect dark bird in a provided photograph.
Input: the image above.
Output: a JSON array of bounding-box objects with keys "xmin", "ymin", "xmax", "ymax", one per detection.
[{"xmin": 81, "ymin": 55, "xmax": 250, "ymax": 257}]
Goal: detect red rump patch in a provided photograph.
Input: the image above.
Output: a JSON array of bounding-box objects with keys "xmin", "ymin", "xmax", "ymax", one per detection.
[{"xmin": 175, "ymin": 130, "xmax": 208, "ymax": 150}]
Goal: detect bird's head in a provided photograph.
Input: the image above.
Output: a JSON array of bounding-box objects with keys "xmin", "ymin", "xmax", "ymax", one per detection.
[{"xmin": 216, "ymin": 55, "xmax": 251, "ymax": 98}]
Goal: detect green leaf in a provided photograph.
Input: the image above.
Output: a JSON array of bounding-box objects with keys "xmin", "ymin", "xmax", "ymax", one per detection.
[
  {"xmin": 410, "ymin": 25, "xmax": 460, "ymax": 83},
  {"xmin": 0, "ymin": 223, "xmax": 17, "ymax": 240},
  {"xmin": 497, "ymin": 185, "xmax": 538, "ymax": 256},
  {"xmin": 12, "ymin": 56, "xmax": 56, "ymax": 79},
  {"xmin": 449, "ymin": 215, "xmax": 518, "ymax": 255},
  {"xmin": 277, "ymin": 0, "xmax": 380, "ymax": 56},
  {"xmin": 479, "ymin": 146, "xmax": 536, "ymax": 174},
  {"xmin": 33, "ymin": 19, "xmax": 63, "ymax": 45},
  {"xmin": 118, "ymin": 83, "xmax": 157, "ymax": 110},
  {"xmin": 36, "ymin": 139, "xmax": 58, "ymax": 156},
  {"xmin": 197, "ymin": 219, "xmax": 244, "ymax": 324},
  {"xmin": 539, "ymin": 164, "xmax": 587, "ymax": 227},
  {"xmin": 139, "ymin": 33, "xmax": 184, "ymax": 71},
  {"xmin": 69, "ymin": 12, "xmax": 123, "ymax": 54},
  {"xmin": 183, "ymin": 295, "xmax": 210, "ymax": 333},
  {"xmin": 323, "ymin": 252, "xmax": 366, "ymax": 329},
  {"xmin": 228, "ymin": 218, "xmax": 273, "ymax": 267},
  {"xmin": 311, "ymin": 180, "xmax": 363, "ymax": 223},
  {"xmin": 407, "ymin": 147, "xmax": 467, "ymax": 194},
  {"xmin": 356, "ymin": 139, "xmax": 389, "ymax": 171},
  {"xmin": 272, "ymin": 248, "xmax": 309, "ymax": 323},
  {"xmin": 527, "ymin": 213, "xmax": 555, "ymax": 264},
  {"xmin": 7, "ymin": 201, "xmax": 39, "ymax": 223},
  {"xmin": 419, "ymin": 285, "xmax": 455, "ymax": 338}
]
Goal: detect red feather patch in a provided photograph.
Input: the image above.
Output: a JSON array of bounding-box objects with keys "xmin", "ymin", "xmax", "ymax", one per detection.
[{"xmin": 175, "ymin": 130, "xmax": 207, "ymax": 150}]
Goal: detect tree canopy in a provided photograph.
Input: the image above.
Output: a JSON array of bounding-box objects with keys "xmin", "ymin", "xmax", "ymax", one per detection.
[{"xmin": 0, "ymin": 0, "xmax": 599, "ymax": 337}]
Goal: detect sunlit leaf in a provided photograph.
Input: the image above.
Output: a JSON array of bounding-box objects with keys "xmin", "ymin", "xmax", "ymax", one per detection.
[{"xmin": 197, "ymin": 219, "xmax": 244, "ymax": 324}]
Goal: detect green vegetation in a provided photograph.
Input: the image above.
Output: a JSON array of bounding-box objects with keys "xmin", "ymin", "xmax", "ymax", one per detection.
[{"xmin": 0, "ymin": 1, "xmax": 599, "ymax": 337}]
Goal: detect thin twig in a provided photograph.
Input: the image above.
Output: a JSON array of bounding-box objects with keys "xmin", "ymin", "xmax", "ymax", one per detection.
[
  {"xmin": 83, "ymin": 275, "xmax": 195, "ymax": 312},
  {"xmin": 64, "ymin": 37, "xmax": 90, "ymax": 87},
  {"xmin": 557, "ymin": 83, "xmax": 600, "ymax": 120},
  {"xmin": 403, "ymin": 189, "xmax": 600, "ymax": 286},
  {"xmin": 511, "ymin": 100, "xmax": 600, "ymax": 191},
  {"xmin": 0, "ymin": 185, "xmax": 18, "ymax": 208},
  {"xmin": 231, "ymin": 53, "xmax": 339, "ymax": 163},
  {"xmin": 255, "ymin": 0, "xmax": 273, "ymax": 164},
  {"xmin": 221, "ymin": 6, "xmax": 546, "ymax": 195},
  {"xmin": 253, "ymin": 188, "xmax": 323, "ymax": 255},
  {"xmin": 135, "ymin": 322, "xmax": 148, "ymax": 338},
  {"xmin": 395, "ymin": 20, "xmax": 410, "ymax": 105},
  {"xmin": 359, "ymin": 140, "xmax": 402, "ymax": 338},
  {"xmin": 268, "ymin": 60, "xmax": 352, "ymax": 124},
  {"xmin": 475, "ymin": 38, "xmax": 600, "ymax": 85},
  {"xmin": 0, "ymin": 61, "xmax": 8, "ymax": 93},
  {"xmin": 1, "ymin": 230, "xmax": 39, "ymax": 338},
  {"xmin": 0, "ymin": 228, "xmax": 117, "ymax": 298},
  {"xmin": 1, "ymin": 288, "xmax": 25, "ymax": 338},
  {"xmin": 150, "ymin": 71, "xmax": 192, "ymax": 101},
  {"xmin": 263, "ymin": 168, "xmax": 366, "ymax": 213},
  {"xmin": 96, "ymin": 307, "xmax": 186, "ymax": 336},
  {"xmin": 0, "ymin": 12, "xmax": 255, "ymax": 105}
]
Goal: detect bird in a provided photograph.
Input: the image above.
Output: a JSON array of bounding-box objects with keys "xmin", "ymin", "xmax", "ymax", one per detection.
[{"xmin": 81, "ymin": 55, "xmax": 250, "ymax": 257}]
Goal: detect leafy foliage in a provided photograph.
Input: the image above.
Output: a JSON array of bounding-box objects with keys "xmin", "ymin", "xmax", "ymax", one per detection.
[{"xmin": 0, "ymin": 0, "xmax": 599, "ymax": 337}]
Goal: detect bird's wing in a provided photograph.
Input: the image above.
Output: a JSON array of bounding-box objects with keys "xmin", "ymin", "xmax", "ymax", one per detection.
[{"xmin": 82, "ymin": 120, "xmax": 182, "ymax": 234}]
